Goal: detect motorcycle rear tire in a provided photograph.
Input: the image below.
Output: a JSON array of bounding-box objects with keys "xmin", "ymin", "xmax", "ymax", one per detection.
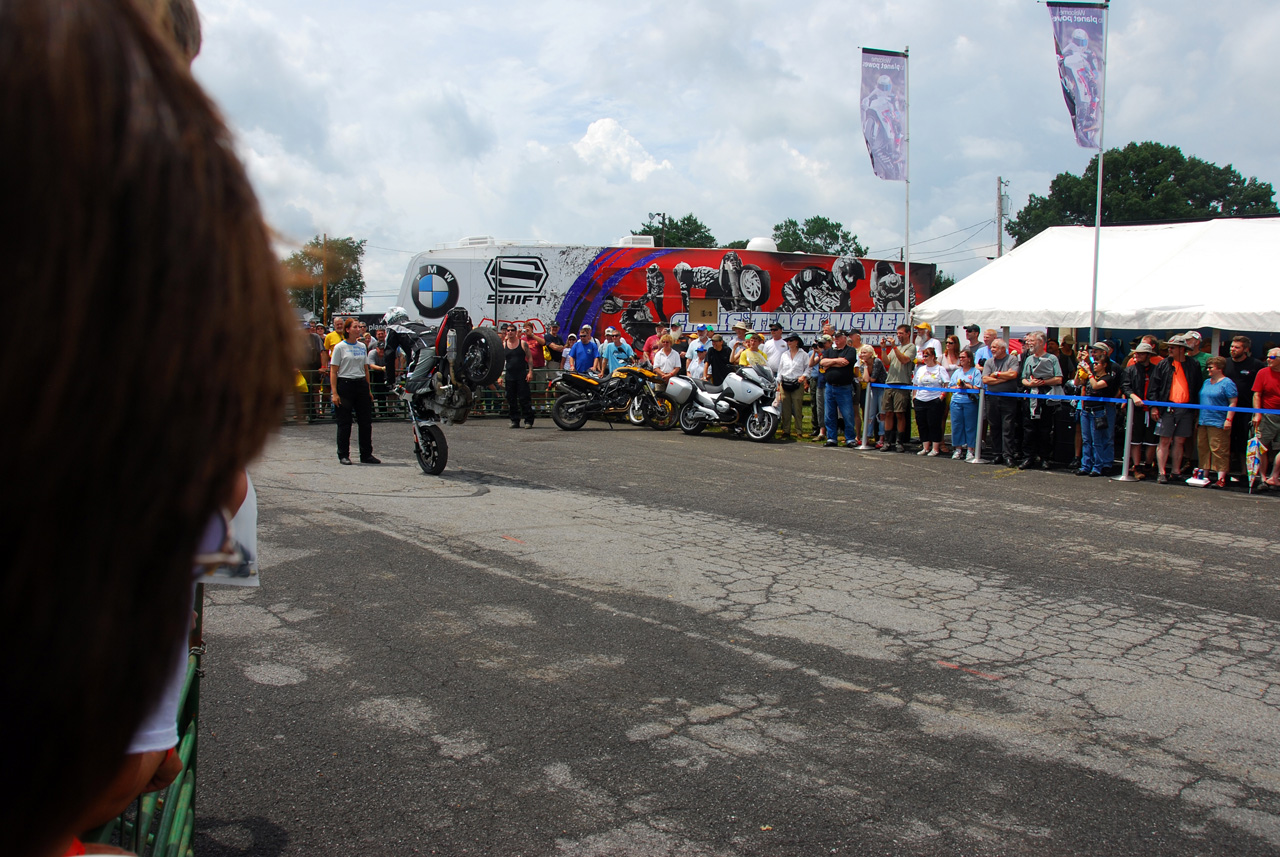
[
  {"xmin": 645, "ymin": 398, "xmax": 677, "ymax": 431},
  {"xmin": 461, "ymin": 328, "xmax": 504, "ymax": 388},
  {"xmin": 552, "ymin": 394, "xmax": 590, "ymax": 431},
  {"xmin": 415, "ymin": 424, "xmax": 448, "ymax": 475},
  {"xmin": 678, "ymin": 402, "xmax": 706, "ymax": 435}
]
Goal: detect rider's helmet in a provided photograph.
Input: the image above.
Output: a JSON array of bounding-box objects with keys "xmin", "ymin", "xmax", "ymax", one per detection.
[
  {"xmin": 382, "ymin": 306, "xmax": 410, "ymax": 325},
  {"xmin": 876, "ymin": 75, "xmax": 893, "ymax": 95},
  {"xmin": 1070, "ymin": 28, "xmax": 1089, "ymax": 51},
  {"xmin": 875, "ymin": 260, "xmax": 895, "ymax": 279},
  {"xmin": 832, "ymin": 256, "xmax": 865, "ymax": 291}
]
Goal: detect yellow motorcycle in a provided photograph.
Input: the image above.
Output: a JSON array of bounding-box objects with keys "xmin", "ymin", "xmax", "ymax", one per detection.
[{"xmin": 551, "ymin": 361, "xmax": 677, "ymax": 431}]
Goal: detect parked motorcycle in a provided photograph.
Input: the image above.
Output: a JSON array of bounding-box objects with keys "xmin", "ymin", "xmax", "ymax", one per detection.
[
  {"xmin": 551, "ymin": 361, "xmax": 676, "ymax": 431},
  {"xmin": 665, "ymin": 365, "xmax": 780, "ymax": 442},
  {"xmin": 385, "ymin": 306, "xmax": 504, "ymax": 474}
]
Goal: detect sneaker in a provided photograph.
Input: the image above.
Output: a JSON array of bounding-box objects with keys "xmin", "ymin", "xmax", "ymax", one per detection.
[
  {"xmin": 965, "ymin": 453, "xmax": 977, "ymax": 463},
  {"xmin": 824, "ymin": 441, "xmax": 837, "ymax": 448},
  {"xmin": 845, "ymin": 441, "xmax": 857, "ymax": 448},
  {"xmin": 952, "ymin": 449, "xmax": 964, "ymax": 460},
  {"xmin": 1157, "ymin": 473, "xmax": 1169, "ymax": 484},
  {"xmin": 895, "ymin": 443, "xmax": 906, "ymax": 453},
  {"xmin": 339, "ymin": 457, "xmax": 352, "ymax": 466},
  {"xmin": 917, "ymin": 448, "xmax": 929, "ymax": 456},
  {"xmin": 509, "ymin": 423, "xmax": 520, "ymax": 429},
  {"xmin": 927, "ymin": 450, "xmax": 940, "ymax": 457},
  {"xmin": 1088, "ymin": 471, "xmax": 1101, "ymax": 478},
  {"xmin": 360, "ymin": 455, "xmax": 381, "ymax": 464},
  {"xmin": 523, "ymin": 423, "xmax": 534, "ymax": 430}
]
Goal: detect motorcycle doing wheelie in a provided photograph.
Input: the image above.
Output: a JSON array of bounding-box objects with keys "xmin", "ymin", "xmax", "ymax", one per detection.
[
  {"xmin": 550, "ymin": 360, "xmax": 677, "ymax": 431},
  {"xmin": 664, "ymin": 364, "xmax": 780, "ymax": 442},
  {"xmin": 384, "ymin": 306, "xmax": 504, "ymax": 474}
]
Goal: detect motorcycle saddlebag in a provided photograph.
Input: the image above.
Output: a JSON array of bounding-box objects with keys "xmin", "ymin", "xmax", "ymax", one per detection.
[{"xmin": 664, "ymin": 375, "xmax": 694, "ymax": 406}]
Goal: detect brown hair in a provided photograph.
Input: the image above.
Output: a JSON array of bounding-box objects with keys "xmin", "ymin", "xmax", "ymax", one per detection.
[
  {"xmin": 1206, "ymin": 356, "xmax": 1227, "ymax": 371},
  {"xmin": 0, "ymin": 0, "xmax": 294, "ymax": 851}
]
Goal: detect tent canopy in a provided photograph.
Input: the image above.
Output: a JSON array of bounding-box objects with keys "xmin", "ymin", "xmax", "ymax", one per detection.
[{"xmin": 913, "ymin": 217, "xmax": 1280, "ymax": 331}]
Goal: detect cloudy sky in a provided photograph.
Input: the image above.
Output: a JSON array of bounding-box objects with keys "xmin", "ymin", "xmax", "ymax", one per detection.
[{"xmin": 192, "ymin": 0, "xmax": 1280, "ymax": 311}]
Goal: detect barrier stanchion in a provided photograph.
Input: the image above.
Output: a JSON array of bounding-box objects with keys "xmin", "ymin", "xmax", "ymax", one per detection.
[
  {"xmin": 971, "ymin": 388, "xmax": 986, "ymax": 464},
  {"xmin": 857, "ymin": 382, "xmax": 876, "ymax": 450},
  {"xmin": 1111, "ymin": 403, "xmax": 1138, "ymax": 482}
]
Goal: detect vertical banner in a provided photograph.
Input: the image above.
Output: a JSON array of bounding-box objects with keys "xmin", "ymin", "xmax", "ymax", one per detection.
[
  {"xmin": 1048, "ymin": 3, "xmax": 1107, "ymax": 149},
  {"xmin": 860, "ymin": 49, "xmax": 908, "ymax": 182}
]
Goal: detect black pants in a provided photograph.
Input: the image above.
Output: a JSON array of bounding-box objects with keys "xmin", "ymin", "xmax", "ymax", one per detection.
[
  {"xmin": 987, "ymin": 395, "xmax": 1020, "ymax": 460},
  {"xmin": 335, "ymin": 376, "xmax": 373, "ymax": 459},
  {"xmin": 506, "ymin": 373, "xmax": 534, "ymax": 425},
  {"xmin": 1021, "ymin": 398, "xmax": 1056, "ymax": 462},
  {"xmin": 913, "ymin": 398, "xmax": 945, "ymax": 443}
]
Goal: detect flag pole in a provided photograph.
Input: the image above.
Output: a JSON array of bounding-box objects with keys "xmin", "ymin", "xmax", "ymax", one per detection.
[
  {"xmin": 903, "ymin": 46, "xmax": 911, "ymax": 328},
  {"xmin": 1088, "ymin": 6, "xmax": 1109, "ymax": 344}
]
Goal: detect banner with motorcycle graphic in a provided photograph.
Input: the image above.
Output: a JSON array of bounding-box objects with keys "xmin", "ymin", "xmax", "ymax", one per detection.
[
  {"xmin": 859, "ymin": 48, "xmax": 907, "ymax": 182},
  {"xmin": 1049, "ymin": 2, "xmax": 1107, "ymax": 149}
]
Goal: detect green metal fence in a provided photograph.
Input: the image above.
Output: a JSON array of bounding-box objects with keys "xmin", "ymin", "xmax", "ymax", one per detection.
[
  {"xmin": 83, "ymin": 586, "xmax": 204, "ymax": 856},
  {"xmin": 290, "ymin": 369, "xmax": 562, "ymax": 424}
]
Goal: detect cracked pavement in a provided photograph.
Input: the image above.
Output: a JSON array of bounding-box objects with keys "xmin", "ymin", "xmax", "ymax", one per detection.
[{"xmin": 195, "ymin": 420, "xmax": 1280, "ymax": 855}]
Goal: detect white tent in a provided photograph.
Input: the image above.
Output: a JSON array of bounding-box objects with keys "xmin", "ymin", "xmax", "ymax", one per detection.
[{"xmin": 914, "ymin": 217, "xmax": 1280, "ymax": 332}]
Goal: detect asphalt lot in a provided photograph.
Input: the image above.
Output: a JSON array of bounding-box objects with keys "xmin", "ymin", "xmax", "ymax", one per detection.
[{"xmin": 194, "ymin": 416, "xmax": 1280, "ymax": 856}]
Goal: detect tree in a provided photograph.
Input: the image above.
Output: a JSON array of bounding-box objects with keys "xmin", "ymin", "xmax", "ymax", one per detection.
[
  {"xmin": 723, "ymin": 239, "xmax": 749, "ymax": 249},
  {"xmin": 1007, "ymin": 141, "xmax": 1278, "ymax": 246},
  {"xmin": 633, "ymin": 213, "xmax": 717, "ymax": 248},
  {"xmin": 284, "ymin": 236, "xmax": 368, "ymax": 321},
  {"xmin": 771, "ymin": 216, "xmax": 867, "ymax": 256},
  {"xmin": 933, "ymin": 269, "xmax": 956, "ymax": 294}
]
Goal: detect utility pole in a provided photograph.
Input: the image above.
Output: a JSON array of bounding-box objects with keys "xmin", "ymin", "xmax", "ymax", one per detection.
[
  {"xmin": 996, "ymin": 177, "xmax": 1009, "ymax": 257},
  {"xmin": 321, "ymin": 232, "xmax": 328, "ymax": 325},
  {"xmin": 648, "ymin": 211, "xmax": 667, "ymax": 247}
]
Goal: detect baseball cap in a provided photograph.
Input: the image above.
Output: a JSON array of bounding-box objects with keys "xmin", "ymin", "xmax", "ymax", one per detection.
[
  {"xmin": 1089, "ymin": 341, "xmax": 1109, "ymax": 351},
  {"xmin": 711, "ymin": 333, "xmax": 724, "ymax": 342},
  {"xmin": 1183, "ymin": 330, "xmax": 1202, "ymax": 341},
  {"xmin": 768, "ymin": 322, "xmax": 783, "ymax": 331},
  {"xmin": 963, "ymin": 324, "xmax": 980, "ymax": 333},
  {"xmin": 1134, "ymin": 341, "xmax": 1156, "ymax": 354},
  {"xmin": 914, "ymin": 321, "xmax": 931, "ymax": 330},
  {"xmin": 1167, "ymin": 334, "xmax": 1188, "ymax": 347},
  {"xmin": 696, "ymin": 344, "xmax": 708, "ymax": 352},
  {"xmin": 604, "ymin": 327, "xmax": 618, "ymax": 335},
  {"xmin": 833, "ymin": 330, "xmax": 847, "ymax": 337}
]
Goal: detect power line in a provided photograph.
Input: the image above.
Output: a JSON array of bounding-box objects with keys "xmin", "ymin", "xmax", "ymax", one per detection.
[
  {"xmin": 865, "ymin": 218, "xmax": 994, "ymax": 256},
  {"xmin": 365, "ymin": 244, "xmax": 418, "ymax": 255}
]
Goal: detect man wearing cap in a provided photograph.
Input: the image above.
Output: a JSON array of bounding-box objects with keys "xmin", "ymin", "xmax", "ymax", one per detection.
[
  {"xmin": 1017, "ymin": 332, "xmax": 1063, "ymax": 470},
  {"xmin": 686, "ymin": 325, "xmax": 712, "ymax": 364},
  {"xmin": 1252, "ymin": 347, "xmax": 1280, "ymax": 489},
  {"xmin": 962, "ymin": 324, "xmax": 982, "ymax": 354},
  {"xmin": 981, "ymin": 338, "xmax": 1022, "ymax": 466},
  {"xmin": 881, "ymin": 324, "xmax": 916, "ymax": 452},
  {"xmin": 1184, "ymin": 330, "xmax": 1209, "ymax": 374},
  {"xmin": 1078, "ymin": 341, "xmax": 1119, "ymax": 477},
  {"xmin": 544, "ymin": 321, "xmax": 566, "ymax": 368},
  {"xmin": 728, "ymin": 320, "xmax": 749, "ymax": 363},
  {"xmin": 762, "ymin": 322, "xmax": 788, "ymax": 373},
  {"xmin": 687, "ymin": 341, "xmax": 709, "ymax": 381},
  {"xmin": 820, "ymin": 330, "xmax": 860, "ymax": 447},
  {"xmin": 1148, "ymin": 334, "xmax": 1203, "ymax": 483},
  {"xmin": 913, "ymin": 322, "xmax": 941, "ymax": 366},
  {"xmin": 1121, "ymin": 340, "xmax": 1160, "ymax": 478},
  {"xmin": 704, "ymin": 333, "xmax": 733, "ymax": 386},
  {"xmin": 600, "ymin": 327, "xmax": 635, "ymax": 374},
  {"xmin": 566, "ymin": 325, "xmax": 602, "ymax": 376}
]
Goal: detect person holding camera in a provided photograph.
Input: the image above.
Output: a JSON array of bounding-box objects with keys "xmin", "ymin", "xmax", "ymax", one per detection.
[{"xmin": 1078, "ymin": 342, "xmax": 1118, "ymax": 477}]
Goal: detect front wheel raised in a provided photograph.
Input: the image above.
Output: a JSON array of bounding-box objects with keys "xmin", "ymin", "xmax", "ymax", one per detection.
[
  {"xmin": 552, "ymin": 394, "xmax": 590, "ymax": 431},
  {"xmin": 460, "ymin": 328, "xmax": 504, "ymax": 388},
  {"xmin": 679, "ymin": 402, "xmax": 706, "ymax": 435},
  {"xmin": 415, "ymin": 423, "xmax": 448, "ymax": 475},
  {"xmin": 744, "ymin": 409, "xmax": 778, "ymax": 442}
]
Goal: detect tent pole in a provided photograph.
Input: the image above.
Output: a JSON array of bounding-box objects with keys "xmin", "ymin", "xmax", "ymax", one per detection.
[
  {"xmin": 1112, "ymin": 402, "xmax": 1137, "ymax": 482},
  {"xmin": 904, "ymin": 46, "xmax": 911, "ymax": 330},
  {"xmin": 1088, "ymin": 5, "xmax": 1110, "ymax": 345},
  {"xmin": 972, "ymin": 389, "xmax": 986, "ymax": 464}
]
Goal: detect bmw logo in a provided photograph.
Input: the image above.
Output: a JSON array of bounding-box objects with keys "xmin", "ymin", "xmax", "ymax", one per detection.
[{"xmin": 412, "ymin": 263, "xmax": 459, "ymax": 318}]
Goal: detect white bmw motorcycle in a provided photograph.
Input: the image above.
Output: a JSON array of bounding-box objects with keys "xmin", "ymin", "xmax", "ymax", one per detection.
[{"xmin": 665, "ymin": 365, "xmax": 780, "ymax": 442}]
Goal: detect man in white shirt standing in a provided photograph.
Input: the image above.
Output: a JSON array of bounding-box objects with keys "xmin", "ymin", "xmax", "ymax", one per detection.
[{"xmin": 761, "ymin": 321, "xmax": 788, "ymax": 373}]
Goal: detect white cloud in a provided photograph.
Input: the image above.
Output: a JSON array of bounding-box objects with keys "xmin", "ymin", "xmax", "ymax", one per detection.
[{"xmin": 572, "ymin": 119, "xmax": 672, "ymax": 181}]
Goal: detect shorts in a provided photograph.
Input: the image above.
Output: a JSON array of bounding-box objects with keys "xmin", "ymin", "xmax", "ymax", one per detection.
[
  {"xmin": 1155, "ymin": 407, "xmax": 1195, "ymax": 439},
  {"xmin": 1259, "ymin": 413, "xmax": 1280, "ymax": 449},
  {"xmin": 1133, "ymin": 408, "xmax": 1159, "ymax": 446},
  {"xmin": 884, "ymin": 387, "xmax": 911, "ymax": 414}
]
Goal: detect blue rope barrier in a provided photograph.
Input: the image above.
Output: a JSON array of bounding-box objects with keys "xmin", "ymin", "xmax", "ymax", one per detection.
[{"xmin": 865, "ymin": 382, "xmax": 1280, "ymax": 415}]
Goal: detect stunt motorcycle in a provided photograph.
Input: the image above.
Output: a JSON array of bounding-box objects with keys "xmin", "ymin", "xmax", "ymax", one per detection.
[
  {"xmin": 384, "ymin": 306, "xmax": 503, "ymax": 474},
  {"xmin": 665, "ymin": 365, "xmax": 780, "ymax": 442},
  {"xmin": 551, "ymin": 361, "xmax": 677, "ymax": 431}
]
